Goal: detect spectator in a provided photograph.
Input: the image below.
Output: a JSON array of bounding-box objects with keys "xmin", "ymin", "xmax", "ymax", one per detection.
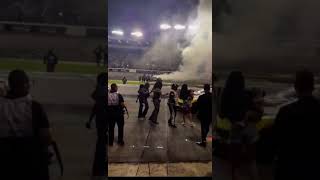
[
  {"xmin": 215, "ymin": 71, "xmax": 251, "ymax": 180},
  {"xmin": 137, "ymin": 84, "xmax": 150, "ymax": 120},
  {"xmin": 94, "ymin": 45, "xmax": 103, "ymax": 66},
  {"xmin": 0, "ymin": 70, "xmax": 52, "ymax": 180},
  {"xmin": 167, "ymin": 84, "xmax": 179, "ymax": 127},
  {"xmin": 148, "ymin": 78, "xmax": 162, "ymax": 124},
  {"xmin": 179, "ymin": 84, "xmax": 193, "ymax": 126},
  {"xmin": 86, "ymin": 72, "xmax": 108, "ymax": 177},
  {"xmin": 194, "ymin": 84, "xmax": 212, "ymax": 147},
  {"xmin": 43, "ymin": 49, "xmax": 58, "ymax": 72},
  {"xmin": 108, "ymin": 83, "xmax": 127, "ymax": 146},
  {"xmin": 272, "ymin": 70, "xmax": 320, "ymax": 180}
]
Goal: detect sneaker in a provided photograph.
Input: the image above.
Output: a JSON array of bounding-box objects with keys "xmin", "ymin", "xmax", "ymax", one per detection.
[
  {"xmin": 109, "ymin": 143, "xmax": 114, "ymax": 146},
  {"xmin": 190, "ymin": 123, "xmax": 194, "ymax": 127},
  {"xmin": 172, "ymin": 124, "xmax": 177, "ymax": 128},
  {"xmin": 196, "ymin": 141, "xmax": 207, "ymax": 147}
]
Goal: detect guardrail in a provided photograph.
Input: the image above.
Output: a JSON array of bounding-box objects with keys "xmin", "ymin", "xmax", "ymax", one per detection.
[{"xmin": 0, "ymin": 21, "xmax": 106, "ymax": 37}]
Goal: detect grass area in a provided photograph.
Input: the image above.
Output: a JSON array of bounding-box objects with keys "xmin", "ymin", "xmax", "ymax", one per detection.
[{"xmin": 0, "ymin": 58, "xmax": 106, "ymax": 74}]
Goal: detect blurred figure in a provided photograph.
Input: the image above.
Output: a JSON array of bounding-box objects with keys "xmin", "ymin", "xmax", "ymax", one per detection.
[
  {"xmin": 122, "ymin": 76, "xmax": 127, "ymax": 84},
  {"xmin": 272, "ymin": 70, "xmax": 320, "ymax": 180},
  {"xmin": 0, "ymin": 70, "xmax": 52, "ymax": 180},
  {"xmin": 194, "ymin": 84, "xmax": 212, "ymax": 147},
  {"xmin": 43, "ymin": 49, "xmax": 58, "ymax": 72},
  {"xmin": 108, "ymin": 83, "xmax": 127, "ymax": 146},
  {"xmin": 94, "ymin": 45, "xmax": 103, "ymax": 66},
  {"xmin": 137, "ymin": 84, "xmax": 150, "ymax": 120},
  {"xmin": 86, "ymin": 72, "xmax": 108, "ymax": 177},
  {"xmin": 149, "ymin": 79, "xmax": 162, "ymax": 124},
  {"xmin": 168, "ymin": 84, "xmax": 179, "ymax": 127},
  {"xmin": 179, "ymin": 84, "xmax": 193, "ymax": 126},
  {"xmin": 214, "ymin": 71, "xmax": 251, "ymax": 180}
]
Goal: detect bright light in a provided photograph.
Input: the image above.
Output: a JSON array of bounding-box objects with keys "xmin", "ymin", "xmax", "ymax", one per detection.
[
  {"xmin": 188, "ymin": 25, "xmax": 198, "ymax": 30},
  {"xmin": 131, "ymin": 31, "xmax": 143, "ymax": 37},
  {"xmin": 160, "ymin": 24, "xmax": 171, "ymax": 30},
  {"xmin": 111, "ymin": 30, "xmax": 124, "ymax": 36},
  {"xmin": 174, "ymin": 24, "xmax": 186, "ymax": 30}
]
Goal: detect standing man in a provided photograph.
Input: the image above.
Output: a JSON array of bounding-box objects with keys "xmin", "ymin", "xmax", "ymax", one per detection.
[
  {"xmin": 86, "ymin": 72, "xmax": 108, "ymax": 177},
  {"xmin": 0, "ymin": 70, "xmax": 53, "ymax": 179},
  {"xmin": 137, "ymin": 83, "xmax": 150, "ymax": 120},
  {"xmin": 194, "ymin": 84, "xmax": 212, "ymax": 147},
  {"xmin": 272, "ymin": 70, "xmax": 320, "ymax": 180},
  {"xmin": 108, "ymin": 83, "xmax": 127, "ymax": 146},
  {"xmin": 43, "ymin": 49, "xmax": 58, "ymax": 72},
  {"xmin": 94, "ymin": 45, "xmax": 103, "ymax": 67},
  {"xmin": 148, "ymin": 78, "xmax": 162, "ymax": 124}
]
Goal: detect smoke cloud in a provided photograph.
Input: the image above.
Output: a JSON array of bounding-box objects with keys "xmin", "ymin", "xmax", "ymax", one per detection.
[
  {"xmin": 214, "ymin": 0, "xmax": 320, "ymax": 71},
  {"xmin": 138, "ymin": 0, "xmax": 212, "ymax": 82}
]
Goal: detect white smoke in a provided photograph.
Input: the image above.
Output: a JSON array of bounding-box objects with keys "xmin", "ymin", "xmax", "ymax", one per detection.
[{"xmin": 153, "ymin": 0, "xmax": 212, "ymax": 82}]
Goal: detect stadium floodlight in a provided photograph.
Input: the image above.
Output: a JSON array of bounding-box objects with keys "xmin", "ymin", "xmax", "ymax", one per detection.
[
  {"xmin": 131, "ymin": 31, "xmax": 143, "ymax": 37},
  {"xmin": 160, "ymin": 24, "xmax": 171, "ymax": 30},
  {"xmin": 111, "ymin": 30, "xmax": 124, "ymax": 36},
  {"xmin": 188, "ymin": 25, "xmax": 197, "ymax": 30},
  {"xmin": 174, "ymin": 24, "xmax": 186, "ymax": 30}
]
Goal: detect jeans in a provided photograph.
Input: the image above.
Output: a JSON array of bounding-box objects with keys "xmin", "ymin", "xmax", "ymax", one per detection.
[
  {"xmin": 108, "ymin": 116, "xmax": 124, "ymax": 144},
  {"xmin": 149, "ymin": 98, "xmax": 160, "ymax": 122},
  {"xmin": 167, "ymin": 103, "xmax": 177, "ymax": 124},
  {"xmin": 138, "ymin": 99, "xmax": 149, "ymax": 118}
]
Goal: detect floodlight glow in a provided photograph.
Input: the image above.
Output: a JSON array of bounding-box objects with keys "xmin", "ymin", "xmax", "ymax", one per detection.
[
  {"xmin": 174, "ymin": 24, "xmax": 186, "ymax": 30},
  {"xmin": 131, "ymin": 31, "xmax": 143, "ymax": 37},
  {"xmin": 160, "ymin": 24, "xmax": 171, "ymax": 30},
  {"xmin": 188, "ymin": 25, "xmax": 197, "ymax": 30},
  {"xmin": 111, "ymin": 30, "xmax": 124, "ymax": 36}
]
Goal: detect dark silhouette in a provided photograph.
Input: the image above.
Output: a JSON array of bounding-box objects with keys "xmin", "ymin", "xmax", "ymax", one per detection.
[
  {"xmin": 0, "ymin": 70, "xmax": 52, "ymax": 180},
  {"xmin": 148, "ymin": 79, "xmax": 162, "ymax": 124},
  {"xmin": 194, "ymin": 84, "xmax": 212, "ymax": 147},
  {"xmin": 179, "ymin": 84, "xmax": 193, "ymax": 126},
  {"xmin": 272, "ymin": 70, "xmax": 320, "ymax": 180},
  {"xmin": 86, "ymin": 72, "xmax": 108, "ymax": 177},
  {"xmin": 217, "ymin": 71, "xmax": 251, "ymax": 180},
  {"xmin": 168, "ymin": 84, "xmax": 178, "ymax": 128},
  {"xmin": 43, "ymin": 49, "xmax": 58, "ymax": 72},
  {"xmin": 137, "ymin": 84, "xmax": 150, "ymax": 119},
  {"xmin": 108, "ymin": 83, "xmax": 126, "ymax": 146},
  {"xmin": 122, "ymin": 76, "xmax": 127, "ymax": 84},
  {"xmin": 94, "ymin": 45, "xmax": 103, "ymax": 66}
]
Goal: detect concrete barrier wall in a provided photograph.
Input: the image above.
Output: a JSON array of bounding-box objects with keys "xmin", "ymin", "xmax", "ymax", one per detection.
[{"xmin": 0, "ymin": 22, "xmax": 106, "ymax": 62}]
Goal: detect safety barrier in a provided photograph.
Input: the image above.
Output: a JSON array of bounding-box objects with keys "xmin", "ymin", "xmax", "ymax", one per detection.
[{"xmin": 0, "ymin": 21, "xmax": 106, "ymax": 37}]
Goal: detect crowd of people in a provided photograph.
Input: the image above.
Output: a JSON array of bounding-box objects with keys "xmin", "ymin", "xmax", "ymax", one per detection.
[
  {"xmin": 1, "ymin": 67, "xmax": 318, "ymax": 179},
  {"xmin": 213, "ymin": 70, "xmax": 320, "ymax": 180}
]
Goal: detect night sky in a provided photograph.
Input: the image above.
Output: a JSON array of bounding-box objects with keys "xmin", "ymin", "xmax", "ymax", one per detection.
[{"xmin": 108, "ymin": 0, "xmax": 198, "ymax": 38}]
